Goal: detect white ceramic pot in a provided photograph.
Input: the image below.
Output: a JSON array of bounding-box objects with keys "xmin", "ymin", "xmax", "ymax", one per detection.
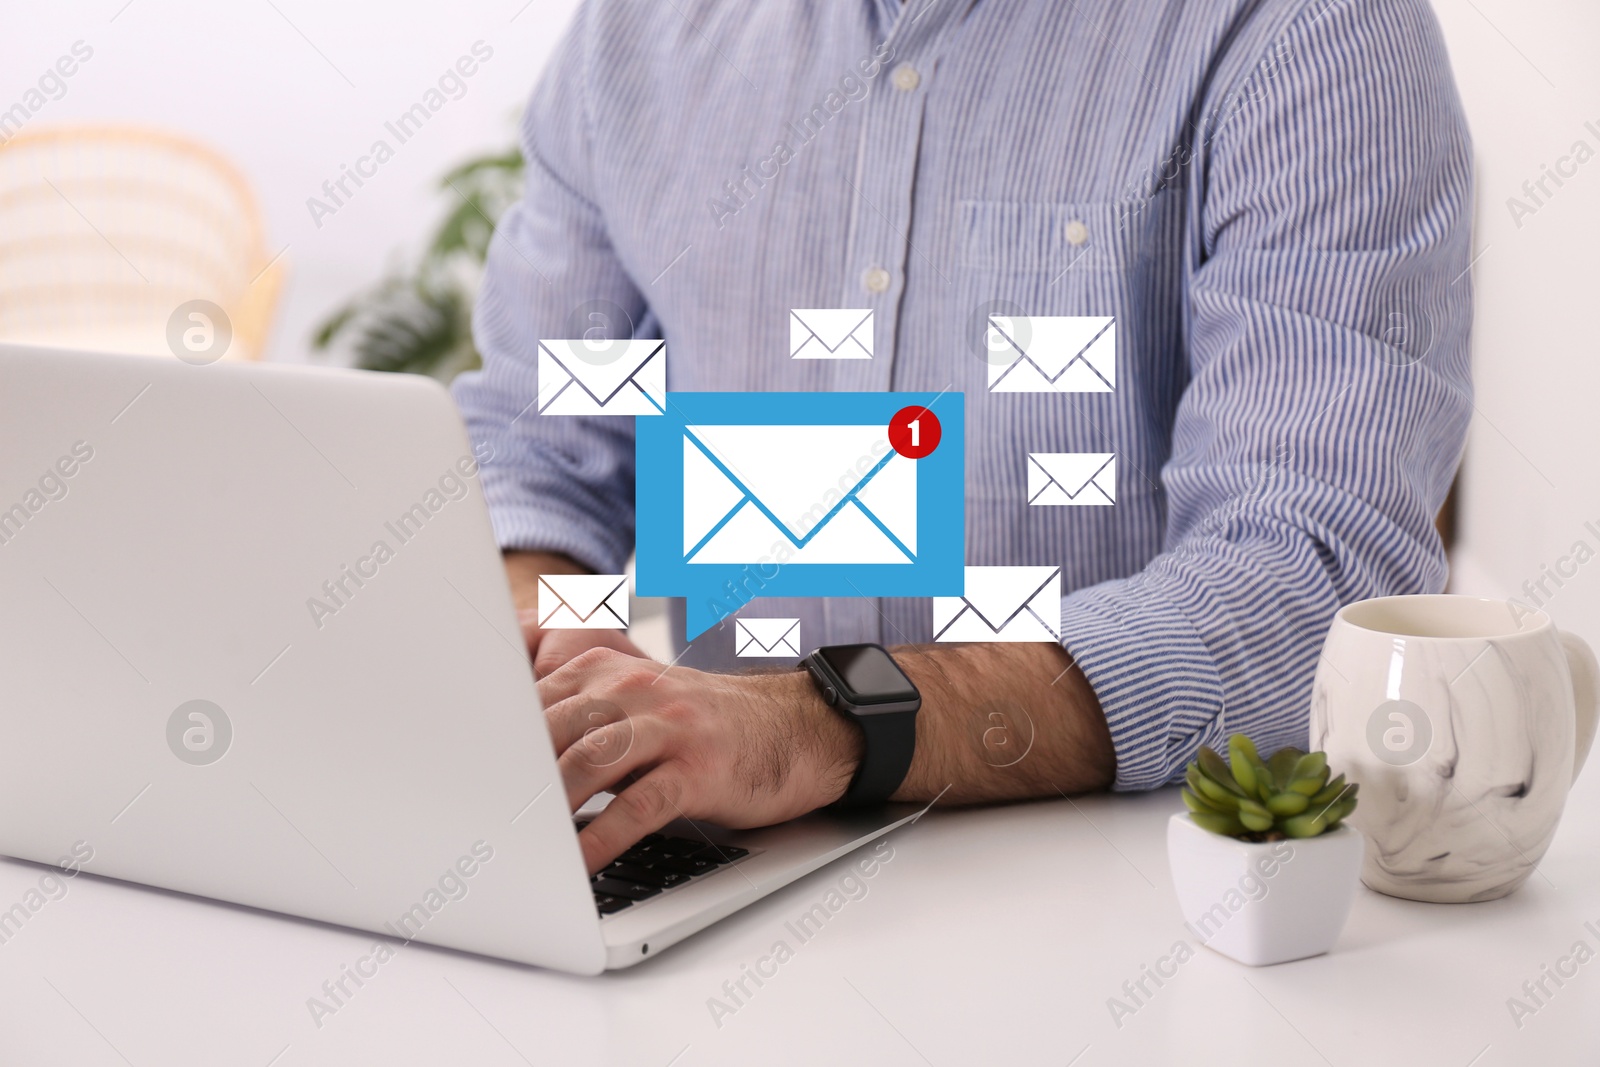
[{"xmin": 1166, "ymin": 813, "xmax": 1364, "ymax": 966}]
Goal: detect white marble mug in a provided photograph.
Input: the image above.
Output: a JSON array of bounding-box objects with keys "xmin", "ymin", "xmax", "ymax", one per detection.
[{"xmin": 1310, "ymin": 595, "xmax": 1599, "ymax": 903}]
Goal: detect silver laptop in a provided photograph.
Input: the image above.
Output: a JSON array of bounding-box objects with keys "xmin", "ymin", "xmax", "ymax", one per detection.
[{"xmin": 0, "ymin": 344, "xmax": 919, "ymax": 974}]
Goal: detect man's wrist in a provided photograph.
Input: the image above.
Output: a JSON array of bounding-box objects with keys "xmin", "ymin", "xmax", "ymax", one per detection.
[
  {"xmin": 758, "ymin": 669, "xmax": 864, "ymax": 809},
  {"xmin": 888, "ymin": 641, "xmax": 1115, "ymax": 802}
]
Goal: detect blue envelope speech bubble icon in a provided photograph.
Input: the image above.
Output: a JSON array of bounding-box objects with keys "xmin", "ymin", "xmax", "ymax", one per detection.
[{"xmin": 636, "ymin": 392, "xmax": 965, "ymax": 638}]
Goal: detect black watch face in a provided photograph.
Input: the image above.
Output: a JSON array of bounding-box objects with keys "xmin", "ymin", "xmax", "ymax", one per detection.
[{"xmin": 815, "ymin": 644, "xmax": 917, "ymax": 707}]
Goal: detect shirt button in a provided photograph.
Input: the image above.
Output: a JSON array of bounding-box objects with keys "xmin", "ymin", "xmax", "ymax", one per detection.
[
  {"xmin": 1064, "ymin": 219, "xmax": 1090, "ymax": 246},
  {"xmin": 891, "ymin": 63, "xmax": 921, "ymax": 92},
  {"xmin": 862, "ymin": 267, "xmax": 891, "ymax": 293}
]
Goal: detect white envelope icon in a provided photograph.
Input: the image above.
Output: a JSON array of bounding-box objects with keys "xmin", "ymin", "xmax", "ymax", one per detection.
[
  {"xmin": 932, "ymin": 566, "xmax": 1062, "ymax": 643},
  {"xmin": 536, "ymin": 574, "xmax": 630, "ymax": 629},
  {"xmin": 1027, "ymin": 453, "xmax": 1116, "ymax": 506},
  {"xmin": 735, "ymin": 618, "xmax": 802, "ymax": 657},
  {"xmin": 790, "ymin": 309, "xmax": 873, "ymax": 360},
  {"xmin": 987, "ymin": 316, "xmax": 1114, "ymax": 393},
  {"xmin": 536, "ymin": 339, "xmax": 666, "ymax": 416},
  {"xmin": 682, "ymin": 424, "xmax": 915, "ymax": 564}
]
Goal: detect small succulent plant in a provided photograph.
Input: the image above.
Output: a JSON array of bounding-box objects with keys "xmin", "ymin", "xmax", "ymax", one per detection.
[{"xmin": 1183, "ymin": 734, "xmax": 1358, "ymax": 840}]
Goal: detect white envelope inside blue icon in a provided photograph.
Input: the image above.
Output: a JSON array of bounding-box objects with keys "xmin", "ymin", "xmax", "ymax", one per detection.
[{"xmin": 682, "ymin": 425, "xmax": 916, "ymax": 564}]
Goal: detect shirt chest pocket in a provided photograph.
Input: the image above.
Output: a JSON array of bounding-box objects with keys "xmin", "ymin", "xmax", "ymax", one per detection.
[
  {"xmin": 958, "ymin": 193, "xmax": 1180, "ymax": 311},
  {"xmin": 955, "ymin": 191, "xmax": 1184, "ymax": 391}
]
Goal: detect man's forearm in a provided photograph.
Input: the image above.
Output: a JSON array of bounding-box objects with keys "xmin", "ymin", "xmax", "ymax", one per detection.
[{"xmin": 887, "ymin": 643, "xmax": 1115, "ymax": 804}]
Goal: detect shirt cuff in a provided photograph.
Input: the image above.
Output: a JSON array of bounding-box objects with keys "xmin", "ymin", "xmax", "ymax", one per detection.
[
  {"xmin": 479, "ymin": 492, "xmax": 632, "ymax": 578},
  {"xmin": 1056, "ymin": 581, "xmax": 1226, "ymax": 792}
]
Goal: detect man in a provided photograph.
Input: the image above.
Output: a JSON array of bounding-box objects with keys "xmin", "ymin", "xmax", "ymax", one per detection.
[{"xmin": 452, "ymin": 0, "xmax": 1472, "ymax": 874}]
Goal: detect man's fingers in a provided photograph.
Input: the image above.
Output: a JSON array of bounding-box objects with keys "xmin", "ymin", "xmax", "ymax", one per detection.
[
  {"xmin": 533, "ymin": 629, "xmax": 593, "ymax": 678},
  {"xmin": 534, "ymin": 628, "xmax": 649, "ymax": 679},
  {"xmin": 535, "ymin": 645, "xmax": 619, "ymax": 712},
  {"xmin": 557, "ymin": 715, "xmax": 654, "ymax": 812},
  {"xmin": 543, "ymin": 689, "xmax": 634, "ymax": 755},
  {"xmin": 578, "ymin": 769, "xmax": 686, "ymax": 874},
  {"xmin": 515, "ymin": 608, "xmax": 544, "ymax": 656}
]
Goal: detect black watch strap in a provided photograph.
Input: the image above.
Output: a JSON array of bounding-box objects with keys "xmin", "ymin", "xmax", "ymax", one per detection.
[
  {"xmin": 840, "ymin": 709, "xmax": 917, "ymax": 807},
  {"xmin": 802, "ymin": 646, "xmax": 919, "ymax": 807}
]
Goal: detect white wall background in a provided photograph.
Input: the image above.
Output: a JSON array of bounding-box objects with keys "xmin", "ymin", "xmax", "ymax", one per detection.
[
  {"xmin": 1431, "ymin": 2, "xmax": 1600, "ymax": 645},
  {"xmin": 4, "ymin": 0, "xmax": 1597, "ymax": 640}
]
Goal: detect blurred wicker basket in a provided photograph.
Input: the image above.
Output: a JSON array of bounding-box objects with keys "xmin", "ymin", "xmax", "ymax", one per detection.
[{"xmin": 0, "ymin": 124, "xmax": 282, "ymax": 360}]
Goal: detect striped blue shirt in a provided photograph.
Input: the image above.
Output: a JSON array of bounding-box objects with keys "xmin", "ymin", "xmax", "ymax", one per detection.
[{"xmin": 452, "ymin": 0, "xmax": 1474, "ymax": 790}]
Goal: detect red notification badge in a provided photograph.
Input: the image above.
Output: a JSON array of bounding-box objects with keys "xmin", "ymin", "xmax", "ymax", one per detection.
[{"xmin": 888, "ymin": 406, "xmax": 941, "ymax": 459}]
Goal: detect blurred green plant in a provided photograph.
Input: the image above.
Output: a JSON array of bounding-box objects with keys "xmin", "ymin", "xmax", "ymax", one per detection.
[
  {"xmin": 1182, "ymin": 734, "xmax": 1358, "ymax": 840},
  {"xmin": 312, "ymin": 145, "xmax": 523, "ymax": 380}
]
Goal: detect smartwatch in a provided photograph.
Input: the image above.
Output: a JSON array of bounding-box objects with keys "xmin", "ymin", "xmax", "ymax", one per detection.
[{"xmin": 800, "ymin": 643, "xmax": 920, "ymax": 807}]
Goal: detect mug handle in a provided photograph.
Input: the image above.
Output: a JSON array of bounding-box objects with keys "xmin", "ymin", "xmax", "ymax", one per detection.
[{"xmin": 1559, "ymin": 630, "xmax": 1600, "ymax": 781}]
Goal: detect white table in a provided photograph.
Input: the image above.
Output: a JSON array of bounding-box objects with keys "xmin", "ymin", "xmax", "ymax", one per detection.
[{"xmin": 2, "ymin": 774, "xmax": 1596, "ymax": 1066}]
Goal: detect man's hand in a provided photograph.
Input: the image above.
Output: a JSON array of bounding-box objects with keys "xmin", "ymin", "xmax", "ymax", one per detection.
[
  {"xmin": 503, "ymin": 550, "xmax": 650, "ymax": 676},
  {"xmin": 539, "ymin": 637, "xmax": 1116, "ymax": 875},
  {"xmin": 538, "ymin": 648, "xmax": 864, "ymax": 873}
]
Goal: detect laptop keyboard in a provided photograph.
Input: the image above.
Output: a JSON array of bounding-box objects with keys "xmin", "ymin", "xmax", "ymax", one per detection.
[{"xmin": 577, "ymin": 820, "xmax": 750, "ymax": 917}]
